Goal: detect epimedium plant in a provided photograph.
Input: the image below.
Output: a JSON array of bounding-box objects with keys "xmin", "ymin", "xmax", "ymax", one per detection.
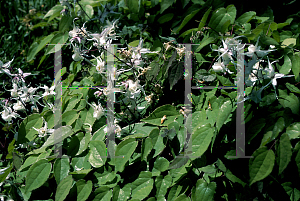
[{"xmin": 1, "ymin": 0, "xmax": 300, "ymax": 201}]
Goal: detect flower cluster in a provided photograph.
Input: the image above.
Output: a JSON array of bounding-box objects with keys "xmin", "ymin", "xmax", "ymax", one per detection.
[
  {"xmin": 211, "ymin": 36, "xmax": 294, "ymax": 103},
  {"xmin": 0, "ymin": 58, "xmax": 56, "ymax": 125},
  {"xmin": 66, "ymin": 18, "xmax": 167, "ymax": 137}
]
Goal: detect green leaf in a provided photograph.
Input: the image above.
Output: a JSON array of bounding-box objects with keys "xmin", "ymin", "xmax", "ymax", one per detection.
[
  {"xmin": 286, "ymin": 123, "xmax": 300, "ymax": 139},
  {"xmin": 45, "ymin": 32, "xmax": 69, "ymax": 55},
  {"xmin": 72, "ymin": 179, "xmax": 92, "ymax": 201},
  {"xmin": 235, "ymin": 11, "xmax": 256, "ymax": 24},
  {"xmin": 279, "ymin": 54, "xmax": 292, "ymax": 74},
  {"xmin": 140, "ymin": 104, "xmax": 180, "ymax": 126},
  {"xmin": 167, "ymin": 185, "xmax": 186, "ymax": 200},
  {"xmin": 173, "ymin": 9, "xmax": 201, "ymax": 34},
  {"xmin": 281, "ymin": 38, "xmax": 297, "ymax": 48},
  {"xmin": 128, "ymin": 0, "xmax": 139, "ymax": 13},
  {"xmin": 92, "ymin": 165, "xmax": 116, "ymax": 187},
  {"xmin": 174, "ymin": 194, "xmax": 190, "ymax": 201},
  {"xmin": 285, "ymin": 83, "xmax": 300, "ymax": 94},
  {"xmin": 168, "ymin": 155, "xmax": 189, "ymax": 169},
  {"xmin": 277, "ymin": 18, "xmax": 293, "ymax": 29},
  {"xmin": 249, "ymin": 147, "xmax": 275, "ymax": 186},
  {"xmin": 44, "ymin": 5, "xmax": 64, "ymax": 19},
  {"xmin": 194, "ymin": 37, "xmax": 215, "ymax": 53},
  {"xmin": 158, "ymin": 13, "xmax": 174, "ymax": 24},
  {"xmin": 260, "ymin": 35, "xmax": 279, "ymax": 46},
  {"xmin": 27, "ymin": 34, "xmax": 54, "ymax": 62},
  {"xmin": 192, "ymin": 124, "xmax": 214, "ymax": 160},
  {"xmin": 279, "ymin": 93, "xmax": 300, "ymax": 115},
  {"xmin": 64, "ymin": 94, "xmax": 83, "ymax": 113},
  {"xmin": 88, "ymin": 140, "xmax": 107, "ymax": 168},
  {"xmin": 141, "ymin": 137, "xmax": 153, "ymax": 161},
  {"xmin": 198, "ymin": 7, "xmax": 212, "ymax": 31},
  {"xmin": 255, "ymin": 16, "xmax": 269, "ymax": 23},
  {"xmin": 292, "ymin": 54, "xmax": 300, "ymax": 79},
  {"xmin": 128, "ymin": 40, "xmax": 140, "ymax": 47},
  {"xmin": 216, "ymin": 74, "xmax": 234, "ymax": 86},
  {"xmin": 216, "ymin": 100, "xmax": 233, "ymax": 132},
  {"xmin": 91, "ymin": 125, "xmax": 106, "ymax": 141},
  {"xmin": 62, "ymin": 110, "xmax": 80, "ymax": 126},
  {"xmin": 19, "ymin": 151, "xmax": 51, "ymax": 171},
  {"xmin": 6, "ymin": 138, "xmax": 15, "ymax": 160},
  {"xmin": 18, "ymin": 155, "xmax": 38, "ymax": 172},
  {"xmin": 59, "ymin": 15, "xmax": 73, "ymax": 33},
  {"xmin": 149, "ymin": 128, "xmax": 166, "ymax": 158},
  {"xmin": 45, "ymin": 125, "xmax": 73, "ymax": 147},
  {"xmin": 93, "ymin": 186, "xmax": 112, "ymax": 200},
  {"xmin": 115, "ymin": 138, "xmax": 138, "ymax": 173},
  {"xmin": 216, "ymin": 159, "xmax": 246, "ymax": 187},
  {"xmin": 160, "ymin": 0, "xmax": 176, "ymax": 14},
  {"xmin": 191, "ymin": 179, "xmax": 216, "ymax": 201},
  {"xmin": 122, "ymin": 123, "xmax": 156, "ymax": 137},
  {"xmin": 155, "ymin": 175, "xmax": 172, "ymax": 198},
  {"xmin": 84, "ymin": 5, "xmax": 94, "ymax": 19},
  {"xmin": 169, "ymin": 60, "xmax": 184, "ymax": 90},
  {"xmin": 271, "ymin": 117, "xmax": 285, "ymax": 140},
  {"xmin": 179, "ymin": 28, "xmax": 198, "ymax": 38},
  {"xmin": 0, "ymin": 164, "xmax": 13, "ymax": 183},
  {"xmin": 55, "ymin": 175, "xmax": 73, "ymax": 201},
  {"xmin": 247, "ymin": 119, "xmax": 266, "ymax": 143},
  {"xmin": 112, "ymin": 185, "xmax": 126, "ymax": 201},
  {"xmin": 181, "ymin": 0, "xmax": 190, "ymax": 8},
  {"xmin": 54, "ymin": 157, "xmax": 70, "ymax": 184},
  {"xmin": 282, "ymin": 182, "xmax": 300, "ymax": 201},
  {"xmin": 25, "ymin": 159, "xmax": 52, "ymax": 193},
  {"xmin": 154, "ymin": 157, "xmax": 170, "ymax": 172},
  {"xmin": 131, "ymin": 171, "xmax": 153, "ymax": 200},
  {"xmin": 277, "ymin": 134, "xmax": 292, "ymax": 174},
  {"xmin": 17, "ymin": 113, "xmax": 43, "ymax": 144},
  {"xmin": 260, "ymin": 131, "xmax": 273, "ymax": 147},
  {"xmin": 208, "ymin": 5, "xmax": 236, "ymax": 33},
  {"xmin": 77, "ymin": 132, "xmax": 91, "ymax": 156}
]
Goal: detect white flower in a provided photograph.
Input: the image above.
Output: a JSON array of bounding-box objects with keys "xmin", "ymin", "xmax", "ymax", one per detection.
[
  {"xmin": 214, "ymin": 39, "xmax": 233, "ymax": 64},
  {"xmin": 246, "ymin": 61, "xmax": 264, "ymax": 86},
  {"xmin": 69, "ymin": 25, "xmax": 80, "ymax": 38},
  {"xmin": 91, "ymin": 102, "xmax": 104, "ymax": 119},
  {"xmin": 1, "ymin": 106, "xmax": 19, "ymax": 122},
  {"xmin": 72, "ymin": 47, "xmax": 84, "ymax": 61},
  {"xmin": 41, "ymin": 85, "xmax": 56, "ymax": 97},
  {"xmin": 244, "ymin": 37, "xmax": 275, "ymax": 58},
  {"xmin": 94, "ymin": 90, "xmax": 102, "ymax": 97},
  {"xmin": 127, "ymin": 80, "xmax": 140, "ymax": 94},
  {"xmin": 212, "ymin": 60, "xmax": 225, "ymax": 72},
  {"xmin": 13, "ymin": 101, "xmax": 25, "ymax": 111},
  {"xmin": 32, "ymin": 118, "xmax": 54, "ymax": 137},
  {"xmin": 128, "ymin": 38, "xmax": 159, "ymax": 67},
  {"xmin": 175, "ymin": 45, "xmax": 186, "ymax": 60},
  {"xmin": 8, "ymin": 83, "xmax": 18, "ymax": 97},
  {"xmin": 263, "ymin": 58, "xmax": 294, "ymax": 99},
  {"xmin": 145, "ymin": 93, "xmax": 154, "ymax": 103},
  {"xmin": 115, "ymin": 124, "xmax": 122, "ymax": 137},
  {"xmin": 0, "ymin": 58, "xmax": 14, "ymax": 76},
  {"xmin": 92, "ymin": 55, "xmax": 105, "ymax": 73},
  {"xmin": 164, "ymin": 42, "xmax": 173, "ymax": 51},
  {"xmin": 16, "ymin": 68, "xmax": 31, "ymax": 83}
]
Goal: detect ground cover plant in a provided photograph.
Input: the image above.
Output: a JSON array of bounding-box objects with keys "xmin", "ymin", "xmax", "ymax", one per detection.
[{"xmin": 1, "ymin": 0, "xmax": 300, "ymax": 200}]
